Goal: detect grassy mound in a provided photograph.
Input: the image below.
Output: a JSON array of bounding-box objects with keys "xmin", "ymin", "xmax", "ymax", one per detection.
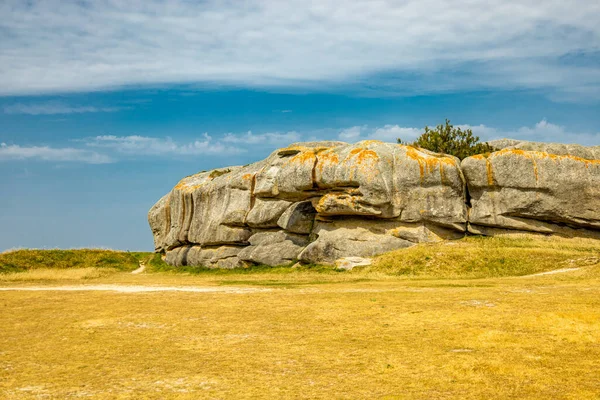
[
  {"xmin": 0, "ymin": 249, "xmax": 150, "ymax": 273},
  {"xmin": 370, "ymin": 235, "xmax": 600, "ymax": 278}
]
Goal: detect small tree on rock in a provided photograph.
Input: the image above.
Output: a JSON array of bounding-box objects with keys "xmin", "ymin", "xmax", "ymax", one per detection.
[{"xmin": 398, "ymin": 119, "xmax": 493, "ymax": 160}]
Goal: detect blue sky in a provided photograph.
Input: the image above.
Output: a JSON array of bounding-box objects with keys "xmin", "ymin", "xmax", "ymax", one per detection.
[{"xmin": 1, "ymin": 0, "xmax": 599, "ymax": 251}]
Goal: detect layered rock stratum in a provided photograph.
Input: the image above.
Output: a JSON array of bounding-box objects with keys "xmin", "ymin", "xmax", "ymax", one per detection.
[{"xmin": 149, "ymin": 139, "xmax": 600, "ymax": 268}]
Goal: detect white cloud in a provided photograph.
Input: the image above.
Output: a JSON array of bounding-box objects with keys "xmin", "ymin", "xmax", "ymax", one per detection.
[
  {"xmin": 517, "ymin": 120, "xmax": 564, "ymax": 139},
  {"xmin": 221, "ymin": 131, "xmax": 301, "ymax": 145},
  {"xmin": 85, "ymin": 134, "xmax": 243, "ymax": 156},
  {"xmin": 3, "ymin": 102, "xmax": 128, "ymax": 115},
  {"xmin": 371, "ymin": 125, "xmax": 421, "ymax": 143},
  {"xmin": 0, "ymin": 143, "xmax": 112, "ymax": 164},
  {"xmin": 338, "ymin": 126, "xmax": 364, "ymax": 141},
  {"xmin": 338, "ymin": 125, "xmax": 421, "ymax": 143},
  {"xmin": 456, "ymin": 124, "xmax": 501, "ymax": 139},
  {"xmin": 454, "ymin": 120, "xmax": 599, "ymax": 146},
  {"xmin": 0, "ymin": 0, "xmax": 598, "ymax": 99},
  {"xmin": 337, "ymin": 120, "xmax": 599, "ymax": 146},
  {"xmin": 514, "ymin": 120, "xmax": 599, "ymax": 146}
]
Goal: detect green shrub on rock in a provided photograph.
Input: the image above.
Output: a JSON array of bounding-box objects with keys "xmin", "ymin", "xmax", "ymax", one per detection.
[{"xmin": 398, "ymin": 119, "xmax": 493, "ymax": 160}]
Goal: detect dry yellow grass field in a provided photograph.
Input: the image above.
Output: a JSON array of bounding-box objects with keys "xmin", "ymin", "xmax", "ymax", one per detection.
[{"xmin": 1, "ymin": 236, "xmax": 599, "ymax": 399}]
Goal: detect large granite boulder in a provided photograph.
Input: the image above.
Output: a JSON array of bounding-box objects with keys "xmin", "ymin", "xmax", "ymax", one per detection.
[
  {"xmin": 149, "ymin": 139, "xmax": 600, "ymax": 268},
  {"xmin": 463, "ymin": 140, "xmax": 600, "ymax": 236},
  {"xmin": 149, "ymin": 140, "xmax": 468, "ymax": 267}
]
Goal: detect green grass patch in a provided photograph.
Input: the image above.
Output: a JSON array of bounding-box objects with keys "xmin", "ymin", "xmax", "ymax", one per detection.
[
  {"xmin": 0, "ymin": 249, "xmax": 150, "ymax": 273},
  {"xmin": 2, "ymin": 235, "xmax": 599, "ymax": 282},
  {"xmin": 369, "ymin": 235, "xmax": 600, "ymax": 278}
]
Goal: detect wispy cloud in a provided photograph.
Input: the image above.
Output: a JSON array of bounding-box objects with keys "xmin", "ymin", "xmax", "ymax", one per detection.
[
  {"xmin": 85, "ymin": 131, "xmax": 302, "ymax": 156},
  {"xmin": 0, "ymin": 0, "xmax": 598, "ymax": 99},
  {"xmin": 84, "ymin": 134, "xmax": 243, "ymax": 156},
  {"xmin": 222, "ymin": 131, "xmax": 301, "ymax": 146},
  {"xmin": 0, "ymin": 143, "xmax": 112, "ymax": 164},
  {"xmin": 3, "ymin": 102, "xmax": 128, "ymax": 115}
]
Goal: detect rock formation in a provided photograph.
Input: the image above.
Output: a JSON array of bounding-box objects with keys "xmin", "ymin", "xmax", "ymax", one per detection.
[
  {"xmin": 149, "ymin": 139, "xmax": 600, "ymax": 268},
  {"xmin": 463, "ymin": 140, "xmax": 600, "ymax": 237}
]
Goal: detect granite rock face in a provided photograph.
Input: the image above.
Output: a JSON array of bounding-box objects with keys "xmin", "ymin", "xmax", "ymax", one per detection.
[
  {"xmin": 149, "ymin": 139, "xmax": 600, "ymax": 268},
  {"xmin": 463, "ymin": 141, "xmax": 600, "ymax": 237},
  {"xmin": 149, "ymin": 140, "xmax": 468, "ymax": 266}
]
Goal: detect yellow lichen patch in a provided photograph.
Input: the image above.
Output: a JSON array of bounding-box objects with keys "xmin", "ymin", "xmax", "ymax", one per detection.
[
  {"xmin": 316, "ymin": 193, "xmax": 378, "ymax": 215},
  {"xmin": 485, "ymin": 159, "xmax": 495, "ymax": 186},
  {"xmin": 288, "ymin": 149, "xmax": 317, "ymax": 165},
  {"xmin": 316, "ymin": 150, "xmax": 341, "ymax": 177},
  {"xmin": 405, "ymin": 147, "xmax": 457, "ymax": 181},
  {"xmin": 348, "ymin": 148, "xmax": 379, "ymax": 163},
  {"xmin": 174, "ymin": 180, "xmax": 206, "ymax": 193},
  {"xmin": 318, "ymin": 151, "xmax": 340, "ymax": 165},
  {"xmin": 492, "ymin": 149, "xmax": 600, "ymax": 166},
  {"xmin": 488, "ymin": 148, "xmax": 600, "ymax": 185},
  {"xmin": 356, "ymin": 139, "xmax": 384, "ymax": 146},
  {"xmin": 315, "ymin": 193, "xmax": 358, "ymax": 212},
  {"xmin": 174, "ymin": 179, "xmax": 191, "ymax": 190},
  {"xmin": 344, "ymin": 148, "xmax": 381, "ymax": 184},
  {"xmin": 164, "ymin": 194, "xmax": 172, "ymax": 235},
  {"xmin": 174, "ymin": 173, "xmax": 211, "ymax": 192},
  {"xmin": 279, "ymin": 145, "xmax": 309, "ymax": 153}
]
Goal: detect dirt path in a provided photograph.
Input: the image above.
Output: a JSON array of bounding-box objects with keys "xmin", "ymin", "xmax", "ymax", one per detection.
[
  {"xmin": 0, "ymin": 285, "xmax": 271, "ymax": 294},
  {"xmin": 526, "ymin": 267, "xmax": 582, "ymax": 277},
  {"xmin": 131, "ymin": 263, "xmax": 146, "ymax": 274}
]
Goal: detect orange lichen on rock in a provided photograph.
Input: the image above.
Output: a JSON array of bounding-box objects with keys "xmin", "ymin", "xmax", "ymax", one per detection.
[
  {"xmin": 316, "ymin": 194, "xmax": 359, "ymax": 210},
  {"xmin": 485, "ymin": 159, "xmax": 495, "ymax": 186},
  {"xmin": 164, "ymin": 194, "xmax": 172, "ymax": 235},
  {"xmin": 315, "ymin": 150, "xmax": 341, "ymax": 176},
  {"xmin": 356, "ymin": 139, "xmax": 384, "ymax": 146},
  {"xmin": 488, "ymin": 148, "xmax": 600, "ymax": 184},
  {"xmin": 492, "ymin": 148, "xmax": 600, "ymax": 166},
  {"xmin": 405, "ymin": 147, "xmax": 457, "ymax": 181},
  {"xmin": 174, "ymin": 179, "xmax": 195, "ymax": 191},
  {"xmin": 346, "ymin": 148, "xmax": 381, "ymax": 184},
  {"xmin": 174, "ymin": 175, "xmax": 195, "ymax": 190},
  {"xmin": 288, "ymin": 149, "xmax": 317, "ymax": 165},
  {"xmin": 174, "ymin": 179, "xmax": 212, "ymax": 193},
  {"xmin": 348, "ymin": 148, "xmax": 379, "ymax": 163},
  {"xmin": 316, "ymin": 193, "xmax": 379, "ymax": 216}
]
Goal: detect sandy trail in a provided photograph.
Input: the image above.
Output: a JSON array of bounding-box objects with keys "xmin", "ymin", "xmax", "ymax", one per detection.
[
  {"xmin": 131, "ymin": 263, "xmax": 146, "ymax": 274},
  {"xmin": 0, "ymin": 285, "xmax": 271, "ymax": 294},
  {"xmin": 526, "ymin": 267, "xmax": 582, "ymax": 276}
]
